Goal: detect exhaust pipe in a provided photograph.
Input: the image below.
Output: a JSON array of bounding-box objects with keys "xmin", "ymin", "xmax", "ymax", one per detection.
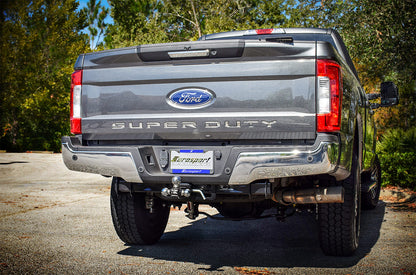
[{"xmin": 272, "ymin": 186, "xmax": 344, "ymax": 205}]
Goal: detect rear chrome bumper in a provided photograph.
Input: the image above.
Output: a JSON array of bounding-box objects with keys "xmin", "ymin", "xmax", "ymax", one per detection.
[
  {"xmin": 228, "ymin": 141, "xmax": 338, "ymax": 184},
  {"xmin": 62, "ymin": 135, "xmax": 342, "ymax": 185},
  {"xmin": 62, "ymin": 138, "xmax": 143, "ymax": 183}
]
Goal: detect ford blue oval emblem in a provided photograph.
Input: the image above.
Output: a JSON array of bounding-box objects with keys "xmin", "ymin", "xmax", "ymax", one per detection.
[{"xmin": 167, "ymin": 88, "xmax": 215, "ymax": 109}]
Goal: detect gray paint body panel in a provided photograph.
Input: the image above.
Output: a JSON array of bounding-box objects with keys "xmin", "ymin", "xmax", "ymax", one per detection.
[{"xmin": 80, "ymin": 41, "xmax": 318, "ymax": 141}]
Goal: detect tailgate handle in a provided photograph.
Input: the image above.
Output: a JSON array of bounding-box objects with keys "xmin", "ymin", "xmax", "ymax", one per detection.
[{"xmin": 168, "ymin": 49, "xmax": 210, "ymax": 59}]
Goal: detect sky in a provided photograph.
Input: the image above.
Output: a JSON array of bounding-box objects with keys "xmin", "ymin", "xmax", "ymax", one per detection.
[
  {"xmin": 77, "ymin": 0, "xmax": 111, "ymax": 10},
  {"xmin": 76, "ymin": 0, "xmax": 113, "ymax": 47},
  {"xmin": 77, "ymin": 0, "xmax": 113, "ymax": 24}
]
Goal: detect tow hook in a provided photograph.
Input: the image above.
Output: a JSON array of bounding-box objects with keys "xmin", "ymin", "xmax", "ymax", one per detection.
[
  {"xmin": 185, "ymin": 202, "xmax": 199, "ymax": 219},
  {"xmin": 145, "ymin": 194, "xmax": 154, "ymax": 213},
  {"xmin": 161, "ymin": 176, "xmax": 207, "ymax": 200}
]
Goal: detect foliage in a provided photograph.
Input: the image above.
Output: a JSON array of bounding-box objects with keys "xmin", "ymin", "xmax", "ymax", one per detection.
[
  {"xmin": 81, "ymin": 0, "xmax": 109, "ymax": 50},
  {"xmin": 104, "ymin": 0, "xmax": 169, "ymax": 47},
  {"xmin": 339, "ymin": 0, "xmax": 416, "ymax": 132},
  {"xmin": 105, "ymin": 0, "xmax": 254, "ymax": 46},
  {"xmin": 0, "ymin": 0, "xmax": 88, "ymax": 152},
  {"xmin": 377, "ymin": 128, "xmax": 416, "ymax": 190},
  {"xmin": 105, "ymin": 0, "xmax": 345, "ymax": 47}
]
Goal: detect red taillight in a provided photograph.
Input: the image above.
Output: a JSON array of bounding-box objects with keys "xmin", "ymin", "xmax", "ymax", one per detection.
[
  {"xmin": 255, "ymin": 29, "xmax": 273, "ymax": 35},
  {"xmin": 316, "ymin": 60, "xmax": 342, "ymax": 132},
  {"xmin": 70, "ymin": 70, "xmax": 82, "ymax": 134}
]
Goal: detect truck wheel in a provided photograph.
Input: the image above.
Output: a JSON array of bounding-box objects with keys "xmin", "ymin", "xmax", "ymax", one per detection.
[
  {"xmin": 110, "ymin": 177, "xmax": 170, "ymax": 245},
  {"xmin": 318, "ymin": 153, "xmax": 361, "ymax": 256},
  {"xmin": 362, "ymin": 155, "xmax": 381, "ymax": 210}
]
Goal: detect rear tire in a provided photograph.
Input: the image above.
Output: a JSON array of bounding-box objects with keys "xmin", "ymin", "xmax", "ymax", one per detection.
[
  {"xmin": 362, "ymin": 155, "xmax": 381, "ymax": 210},
  {"xmin": 110, "ymin": 177, "xmax": 170, "ymax": 245},
  {"xmin": 318, "ymin": 152, "xmax": 361, "ymax": 256}
]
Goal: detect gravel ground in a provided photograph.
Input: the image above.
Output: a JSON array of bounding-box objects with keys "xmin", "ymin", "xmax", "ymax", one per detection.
[{"xmin": 0, "ymin": 153, "xmax": 415, "ymax": 274}]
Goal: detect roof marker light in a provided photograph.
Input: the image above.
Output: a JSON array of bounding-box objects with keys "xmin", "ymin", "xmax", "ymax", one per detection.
[
  {"xmin": 243, "ymin": 29, "xmax": 285, "ymax": 36},
  {"xmin": 255, "ymin": 29, "xmax": 274, "ymax": 35}
]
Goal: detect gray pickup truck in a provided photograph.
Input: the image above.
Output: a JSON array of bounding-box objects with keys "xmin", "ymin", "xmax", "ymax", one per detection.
[{"xmin": 62, "ymin": 28, "xmax": 398, "ymax": 256}]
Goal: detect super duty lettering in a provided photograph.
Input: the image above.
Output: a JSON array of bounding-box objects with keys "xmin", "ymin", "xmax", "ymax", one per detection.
[{"xmin": 111, "ymin": 120, "xmax": 278, "ymax": 130}]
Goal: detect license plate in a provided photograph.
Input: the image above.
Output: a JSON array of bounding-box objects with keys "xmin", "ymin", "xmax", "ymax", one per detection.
[{"xmin": 170, "ymin": 150, "xmax": 213, "ymax": 174}]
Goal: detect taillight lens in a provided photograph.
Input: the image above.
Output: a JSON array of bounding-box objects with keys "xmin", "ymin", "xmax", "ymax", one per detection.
[
  {"xmin": 70, "ymin": 70, "xmax": 82, "ymax": 134},
  {"xmin": 317, "ymin": 60, "xmax": 342, "ymax": 132},
  {"xmin": 255, "ymin": 28, "xmax": 273, "ymax": 35}
]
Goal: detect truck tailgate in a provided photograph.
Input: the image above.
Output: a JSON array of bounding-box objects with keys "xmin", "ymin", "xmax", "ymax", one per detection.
[{"xmin": 79, "ymin": 40, "xmax": 316, "ymax": 141}]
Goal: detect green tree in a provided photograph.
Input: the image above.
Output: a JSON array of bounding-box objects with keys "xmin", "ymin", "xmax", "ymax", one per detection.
[
  {"xmin": 105, "ymin": 0, "xmax": 350, "ymax": 47},
  {"xmin": 339, "ymin": 0, "xmax": 416, "ymax": 131},
  {"xmin": 105, "ymin": 0, "xmax": 169, "ymax": 47},
  {"xmin": 0, "ymin": 0, "xmax": 88, "ymax": 152},
  {"xmin": 81, "ymin": 0, "xmax": 109, "ymax": 50},
  {"xmin": 106, "ymin": 0, "xmax": 287, "ymax": 46},
  {"xmin": 270, "ymin": 0, "xmax": 350, "ymax": 29},
  {"xmin": 162, "ymin": 0, "xmax": 253, "ymax": 40}
]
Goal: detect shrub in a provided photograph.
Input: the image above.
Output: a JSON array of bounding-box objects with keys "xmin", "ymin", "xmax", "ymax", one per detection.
[{"xmin": 377, "ymin": 128, "xmax": 416, "ymax": 190}]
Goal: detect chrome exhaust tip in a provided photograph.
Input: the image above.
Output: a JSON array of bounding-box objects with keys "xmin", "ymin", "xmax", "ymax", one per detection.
[{"xmin": 273, "ymin": 186, "xmax": 344, "ymax": 205}]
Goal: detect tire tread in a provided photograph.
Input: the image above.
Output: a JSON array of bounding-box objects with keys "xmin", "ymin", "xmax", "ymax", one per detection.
[
  {"xmin": 319, "ymin": 153, "xmax": 361, "ymax": 256},
  {"xmin": 110, "ymin": 177, "xmax": 170, "ymax": 245}
]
